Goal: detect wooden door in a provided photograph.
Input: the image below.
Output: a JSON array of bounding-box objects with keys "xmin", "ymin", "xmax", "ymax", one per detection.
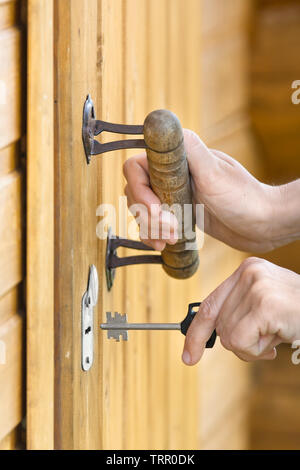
[{"xmin": 25, "ymin": 0, "xmax": 258, "ymax": 450}]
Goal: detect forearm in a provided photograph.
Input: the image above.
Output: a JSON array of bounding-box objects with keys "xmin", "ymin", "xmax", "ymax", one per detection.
[{"xmin": 269, "ymin": 179, "xmax": 300, "ymax": 246}]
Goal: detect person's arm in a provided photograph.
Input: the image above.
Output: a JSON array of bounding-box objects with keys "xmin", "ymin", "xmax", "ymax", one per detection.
[
  {"xmin": 270, "ymin": 180, "xmax": 300, "ymax": 247},
  {"xmin": 123, "ymin": 129, "xmax": 300, "ymax": 253},
  {"xmin": 123, "ymin": 130, "xmax": 300, "ymax": 364}
]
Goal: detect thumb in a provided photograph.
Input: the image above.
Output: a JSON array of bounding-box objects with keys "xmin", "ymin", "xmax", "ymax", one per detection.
[{"xmin": 183, "ymin": 129, "xmax": 221, "ymax": 181}]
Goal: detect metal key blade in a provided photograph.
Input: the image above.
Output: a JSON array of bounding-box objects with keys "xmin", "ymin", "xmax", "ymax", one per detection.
[{"xmin": 100, "ymin": 312, "xmax": 180, "ymax": 342}]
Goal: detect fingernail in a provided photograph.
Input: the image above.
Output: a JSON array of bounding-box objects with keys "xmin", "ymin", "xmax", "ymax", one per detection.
[{"xmin": 182, "ymin": 350, "xmax": 191, "ymax": 365}]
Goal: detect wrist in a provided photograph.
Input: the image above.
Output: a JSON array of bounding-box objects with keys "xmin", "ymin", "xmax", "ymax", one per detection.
[{"xmin": 266, "ymin": 180, "xmax": 300, "ymax": 248}]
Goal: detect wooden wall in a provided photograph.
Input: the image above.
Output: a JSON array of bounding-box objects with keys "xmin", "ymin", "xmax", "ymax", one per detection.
[
  {"xmin": 99, "ymin": 0, "xmax": 201, "ymax": 450},
  {"xmin": 198, "ymin": 0, "xmax": 257, "ymax": 450},
  {"xmin": 249, "ymin": 0, "xmax": 300, "ymax": 450},
  {"xmin": 0, "ymin": 0, "xmax": 25, "ymax": 450},
  {"xmin": 97, "ymin": 0, "xmax": 258, "ymax": 450}
]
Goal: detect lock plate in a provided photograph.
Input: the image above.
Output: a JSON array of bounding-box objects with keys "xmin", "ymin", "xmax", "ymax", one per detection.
[{"xmin": 81, "ymin": 265, "xmax": 99, "ymax": 371}]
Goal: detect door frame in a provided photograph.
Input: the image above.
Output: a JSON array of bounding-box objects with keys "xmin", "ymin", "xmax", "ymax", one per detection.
[
  {"xmin": 27, "ymin": 0, "xmax": 54, "ymax": 450},
  {"xmin": 27, "ymin": 0, "xmax": 104, "ymax": 450}
]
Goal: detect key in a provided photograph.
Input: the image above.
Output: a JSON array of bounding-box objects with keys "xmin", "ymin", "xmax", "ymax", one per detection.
[{"xmin": 100, "ymin": 302, "xmax": 216, "ymax": 348}]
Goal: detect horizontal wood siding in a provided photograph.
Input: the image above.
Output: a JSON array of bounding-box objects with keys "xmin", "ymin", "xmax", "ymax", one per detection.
[
  {"xmin": 0, "ymin": 0, "xmax": 25, "ymax": 450},
  {"xmin": 0, "ymin": 27, "xmax": 22, "ymax": 149},
  {"xmin": 0, "ymin": 315, "xmax": 24, "ymax": 442},
  {"xmin": 0, "ymin": 171, "xmax": 23, "ymax": 297}
]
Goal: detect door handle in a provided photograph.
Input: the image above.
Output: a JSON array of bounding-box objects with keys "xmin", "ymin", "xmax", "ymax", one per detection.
[
  {"xmin": 144, "ymin": 110, "xmax": 199, "ymax": 279},
  {"xmin": 83, "ymin": 96, "xmax": 199, "ymax": 289}
]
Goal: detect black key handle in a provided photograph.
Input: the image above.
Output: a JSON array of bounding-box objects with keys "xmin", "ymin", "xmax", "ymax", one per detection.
[{"xmin": 180, "ymin": 302, "xmax": 217, "ymax": 348}]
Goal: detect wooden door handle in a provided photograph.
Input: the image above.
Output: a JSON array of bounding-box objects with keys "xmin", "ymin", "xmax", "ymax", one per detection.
[{"xmin": 144, "ymin": 110, "xmax": 199, "ymax": 279}]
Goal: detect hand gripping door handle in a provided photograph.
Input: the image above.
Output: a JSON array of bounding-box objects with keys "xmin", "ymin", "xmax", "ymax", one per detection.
[{"xmin": 82, "ymin": 96, "xmax": 200, "ymax": 281}]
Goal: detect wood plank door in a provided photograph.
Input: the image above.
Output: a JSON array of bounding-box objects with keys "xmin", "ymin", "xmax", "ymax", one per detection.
[
  {"xmin": 26, "ymin": 0, "xmax": 255, "ymax": 450},
  {"xmin": 53, "ymin": 0, "xmax": 101, "ymax": 450}
]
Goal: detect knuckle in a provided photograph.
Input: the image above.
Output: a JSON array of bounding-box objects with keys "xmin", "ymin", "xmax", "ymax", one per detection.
[
  {"xmin": 199, "ymin": 299, "xmax": 211, "ymax": 320},
  {"xmin": 241, "ymin": 256, "xmax": 264, "ymax": 269},
  {"xmin": 200, "ymin": 297, "xmax": 217, "ymax": 321},
  {"xmin": 240, "ymin": 266, "xmax": 255, "ymax": 284},
  {"xmin": 241, "ymin": 257, "xmax": 267, "ymax": 281},
  {"xmin": 251, "ymin": 283, "xmax": 275, "ymax": 313},
  {"xmin": 229, "ymin": 331, "xmax": 244, "ymax": 352},
  {"xmin": 241, "ymin": 256, "xmax": 260, "ymax": 268},
  {"xmin": 250, "ymin": 278, "xmax": 270, "ymax": 300}
]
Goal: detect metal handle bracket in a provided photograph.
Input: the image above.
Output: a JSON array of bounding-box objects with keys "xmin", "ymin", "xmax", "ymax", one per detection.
[
  {"xmin": 105, "ymin": 228, "xmax": 162, "ymax": 291},
  {"xmin": 82, "ymin": 95, "xmax": 146, "ymax": 163}
]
